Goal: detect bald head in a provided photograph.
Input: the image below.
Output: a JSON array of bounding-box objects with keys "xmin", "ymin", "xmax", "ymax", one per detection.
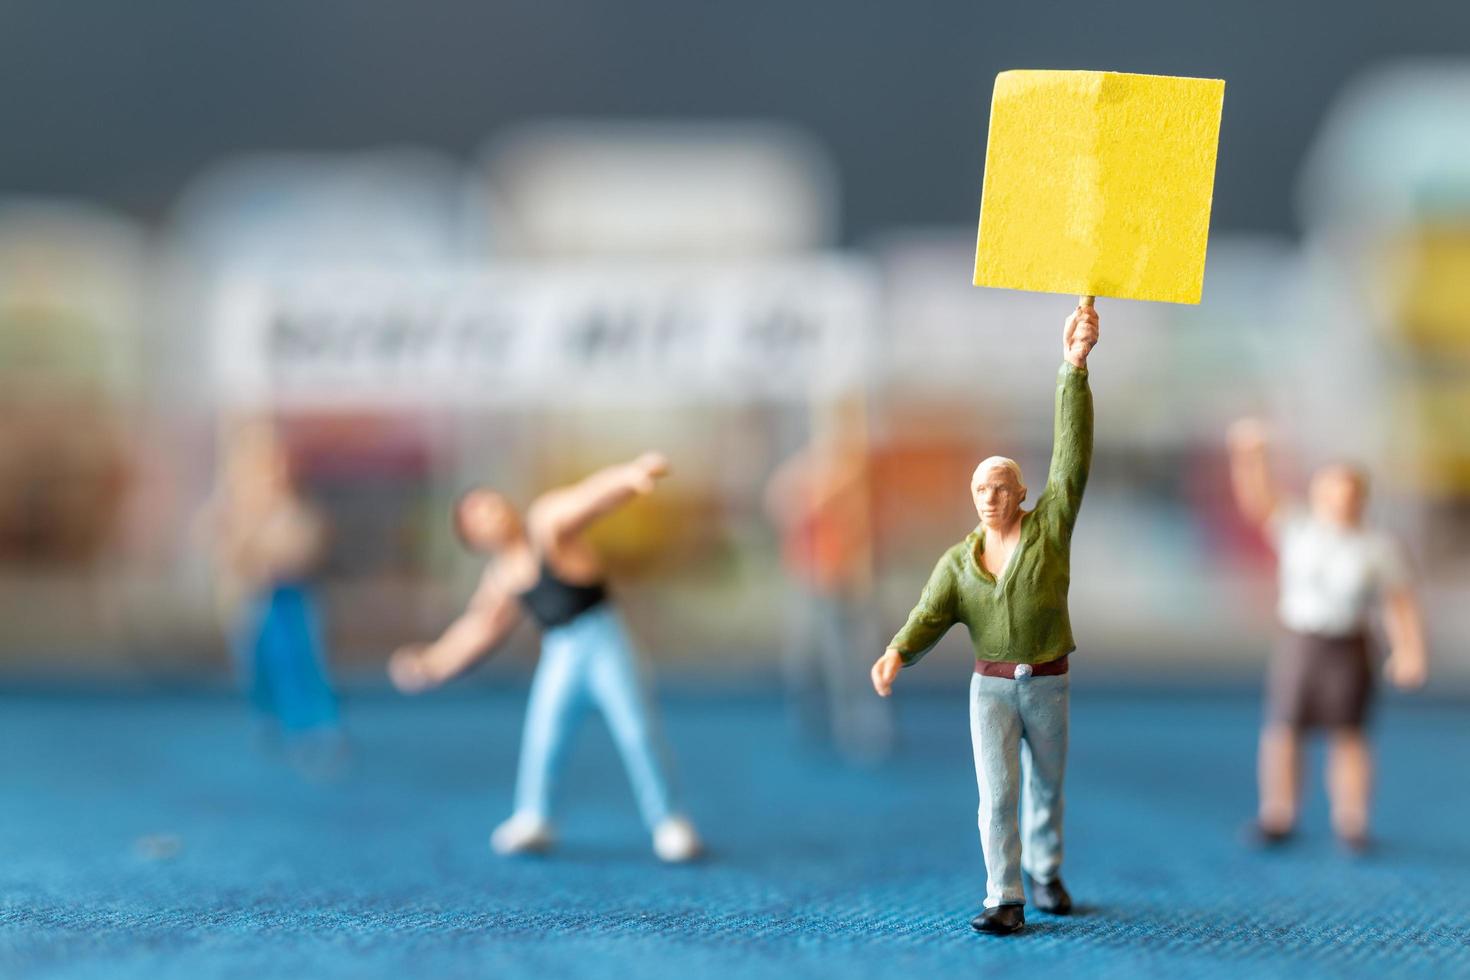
[
  {"xmin": 973, "ymin": 456, "xmax": 1024, "ymax": 489},
  {"xmin": 971, "ymin": 456, "xmax": 1027, "ymax": 530}
]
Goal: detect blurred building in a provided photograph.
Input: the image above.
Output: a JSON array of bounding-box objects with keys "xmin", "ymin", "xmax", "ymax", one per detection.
[
  {"xmin": 0, "ymin": 201, "xmax": 144, "ymax": 666},
  {"xmin": 0, "ymin": 64, "xmax": 1466, "ymax": 685}
]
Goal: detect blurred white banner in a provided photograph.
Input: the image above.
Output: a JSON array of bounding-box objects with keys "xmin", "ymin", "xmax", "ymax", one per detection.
[{"xmin": 211, "ymin": 258, "xmax": 877, "ymax": 408}]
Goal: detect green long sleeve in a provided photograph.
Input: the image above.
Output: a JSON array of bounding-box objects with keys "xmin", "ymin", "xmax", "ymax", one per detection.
[
  {"xmin": 1040, "ymin": 362, "xmax": 1092, "ymax": 533},
  {"xmin": 887, "ymin": 362, "xmax": 1092, "ymax": 667},
  {"xmin": 891, "ymin": 553, "xmax": 959, "ymax": 665}
]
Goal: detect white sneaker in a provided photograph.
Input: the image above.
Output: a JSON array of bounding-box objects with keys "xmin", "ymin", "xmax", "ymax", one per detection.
[
  {"xmin": 652, "ymin": 815, "xmax": 703, "ymax": 864},
  {"xmin": 490, "ymin": 813, "xmax": 555, "ymax": 855}
]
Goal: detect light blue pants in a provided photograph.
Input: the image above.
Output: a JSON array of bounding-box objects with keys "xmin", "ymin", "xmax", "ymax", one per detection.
[
  {"xmin": 512, "ymin": 605, "xmax": 677, "ymax": 829},
  {"xmin": 970, "ymin": 671, "xmax": 1069, "ymax": 908}
]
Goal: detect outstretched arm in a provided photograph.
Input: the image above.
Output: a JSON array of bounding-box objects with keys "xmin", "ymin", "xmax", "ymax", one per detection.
[
  {"xmin": 1042, "ymin": 305, "xmax": 1097, "ymax": 525},
  {"xmin": 1383, "ymin": 586, "xmax": 1428, "ymax": 690},
  {"xmin": 530, "ymin": 452, "xmax": 669, "ymax": 544},
  {"xmin": 871, "ymin": 554, "xmax": 958, "ymax": 696},
  {"xmin": 389, "ymin": 576, "xmax": 524, "ymax": 693},
  {"xmin": 1226, "ymin": 418, "xmax": 1281, "ymax": 530}
]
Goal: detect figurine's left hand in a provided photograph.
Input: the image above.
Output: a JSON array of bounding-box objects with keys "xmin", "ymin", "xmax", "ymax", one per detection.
[
  {"xmin": 1384, "ymin": 650, "xmax": 1427, "ymax": 690},
  {"xmin": 1064, "ymin": 305, "xmax": 1100, "ymax": 369}
]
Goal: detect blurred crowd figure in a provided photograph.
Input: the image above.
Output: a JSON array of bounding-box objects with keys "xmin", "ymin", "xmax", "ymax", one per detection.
[
  {"xmin": 1227, "ymin": 419, "xmax": 1427, "ymax": 851},
  {"xmin": 202, "ymin": 420, "xmax": 343, "ymax": 770},
  {"xmin": 765, "ymin": 401, "xmax": 893, "ymax": 762}
]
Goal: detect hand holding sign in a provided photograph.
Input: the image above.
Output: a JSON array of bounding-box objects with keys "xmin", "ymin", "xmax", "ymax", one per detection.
[
  {"xmin": 1063, "ymin": 303, "xmax": 1099, "ymax": 369},
  {"xmin": 974, "ymin": 70, "xmax": 1225, "ymax": 310}
]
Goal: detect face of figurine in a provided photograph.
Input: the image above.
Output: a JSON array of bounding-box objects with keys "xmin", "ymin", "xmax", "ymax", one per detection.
[
  {"xmin": 454, "ymin": 489, "xmax": 525, "ymax": 553},
  {"xmin": 971, "ymin": 457, "xmax": 1027, "ymax": 532},
  {"xmin": 1310, "ymin": 464, "xmax": 1367, "ymax": 529}
]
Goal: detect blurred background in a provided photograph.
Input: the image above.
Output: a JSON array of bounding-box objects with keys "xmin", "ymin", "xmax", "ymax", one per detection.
[{"xmin": 2, "ymin": 0, "xmax": 1469, "ymax": 690}]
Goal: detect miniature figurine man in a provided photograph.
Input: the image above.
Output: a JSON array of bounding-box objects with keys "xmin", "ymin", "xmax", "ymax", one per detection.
[
  {"xmin": 389, "ymin": 453, "xmax": 703, "ymax": 863},
  {"xmin": 764, "ymin": 401, "xmax": 893, "ymax": 762},
  {"xmin": 1227, "ymin": 419, "xmax": 1427, "ymax": 852},
  {"xmin": 871, "ymin": 305, "xmax": 1098, "ymax": 936}
]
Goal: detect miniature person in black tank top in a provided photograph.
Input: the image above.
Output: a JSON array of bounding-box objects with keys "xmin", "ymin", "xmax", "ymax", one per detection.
[{"xmin": 389, "ymin": 452, "xmax": 702, "ymax": 863}]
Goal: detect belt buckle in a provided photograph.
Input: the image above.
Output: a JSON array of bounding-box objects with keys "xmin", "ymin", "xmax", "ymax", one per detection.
[{"xmin": 1013, "ymin": 663, "xmax": 1032, "ymax": 680}]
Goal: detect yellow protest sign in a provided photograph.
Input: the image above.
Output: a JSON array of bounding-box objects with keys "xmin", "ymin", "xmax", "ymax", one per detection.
[{"xmin": 974, "ymin": 70, "xmax": 1225, "ymax": 305}]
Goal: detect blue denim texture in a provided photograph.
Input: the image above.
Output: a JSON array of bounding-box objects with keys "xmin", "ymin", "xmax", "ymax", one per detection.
[{"xmin": 1, "ymin": 685, "xmax": 1465, "ymax": 979}]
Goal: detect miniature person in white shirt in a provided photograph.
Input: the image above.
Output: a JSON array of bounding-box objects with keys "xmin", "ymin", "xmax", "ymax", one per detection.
[{"xmin": 1227, "ymin": 419, "xmax": 1427, "ymax": 851}]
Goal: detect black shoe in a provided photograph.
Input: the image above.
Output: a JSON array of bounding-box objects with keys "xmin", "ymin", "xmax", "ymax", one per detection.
[
  {"xmin": 971, "ymin": 904, "xmax": 1025, "ymax": 935},
  {"xmin": 1339, "ymin": 832, "xmax": 1373, "ymax": 856},
  {"xmin": 1244, "ymin": 821, "xmax": 1293, "ymax": 848},
  {"xmin": 1026, "ymin": 873, "xmax": 1072, "ymax": 915}
]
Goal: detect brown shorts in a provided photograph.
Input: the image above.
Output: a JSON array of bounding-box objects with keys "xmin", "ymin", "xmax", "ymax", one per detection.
[{"xmin": 1267, "ymin": 630, "xmax": 1374, "ymax": 730}]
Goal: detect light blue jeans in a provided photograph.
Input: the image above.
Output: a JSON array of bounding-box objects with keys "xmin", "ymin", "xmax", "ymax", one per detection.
[
  {"xmin": 969, "ymin": 671, "xmax": 1069, "ymax": 908},
  {"xmin": 512, "ymin": 605, "xmax": 677, "ymax": 829}
]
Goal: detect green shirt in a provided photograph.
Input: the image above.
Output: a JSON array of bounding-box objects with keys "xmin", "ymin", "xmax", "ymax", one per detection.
[{"xmin": 890, "ymin": 362, "xmax": 1092, "ymax": 667}]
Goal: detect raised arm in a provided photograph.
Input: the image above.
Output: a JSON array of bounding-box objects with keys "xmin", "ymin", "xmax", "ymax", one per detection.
[
  {"xmin": 389, "ymin": 574, "xmax": 524, "ymax": 693},
  {"xmin": 1226, "ymin": 418, "xmax": 1281, "ymax": 530},
  {"xmin": 871, "ymin": 552, "xmax": 959, "ymax": 696},
  {"xmin": 529, "ymin": 452, "xmax": 669, "ymax": 544},
  {"xmin": 1040, "ymin": 305, "xmax": 1097, "ymax": 526}
]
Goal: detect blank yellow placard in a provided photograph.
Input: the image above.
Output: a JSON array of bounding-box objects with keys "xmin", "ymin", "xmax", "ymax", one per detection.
[{"xmin": 974, "ymin": 70, "xmax": 1225, "ymax": 304}]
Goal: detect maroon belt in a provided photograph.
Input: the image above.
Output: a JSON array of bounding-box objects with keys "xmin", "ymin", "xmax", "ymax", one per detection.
[{"xmin": 974, "ymin": 656, "xmax": 1069, "ymax": 679}]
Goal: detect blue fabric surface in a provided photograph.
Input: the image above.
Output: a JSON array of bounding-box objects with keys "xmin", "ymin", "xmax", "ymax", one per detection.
[{"xmin": 1, "ymin": 683, "xmax": 1467, "ymax": 979}]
